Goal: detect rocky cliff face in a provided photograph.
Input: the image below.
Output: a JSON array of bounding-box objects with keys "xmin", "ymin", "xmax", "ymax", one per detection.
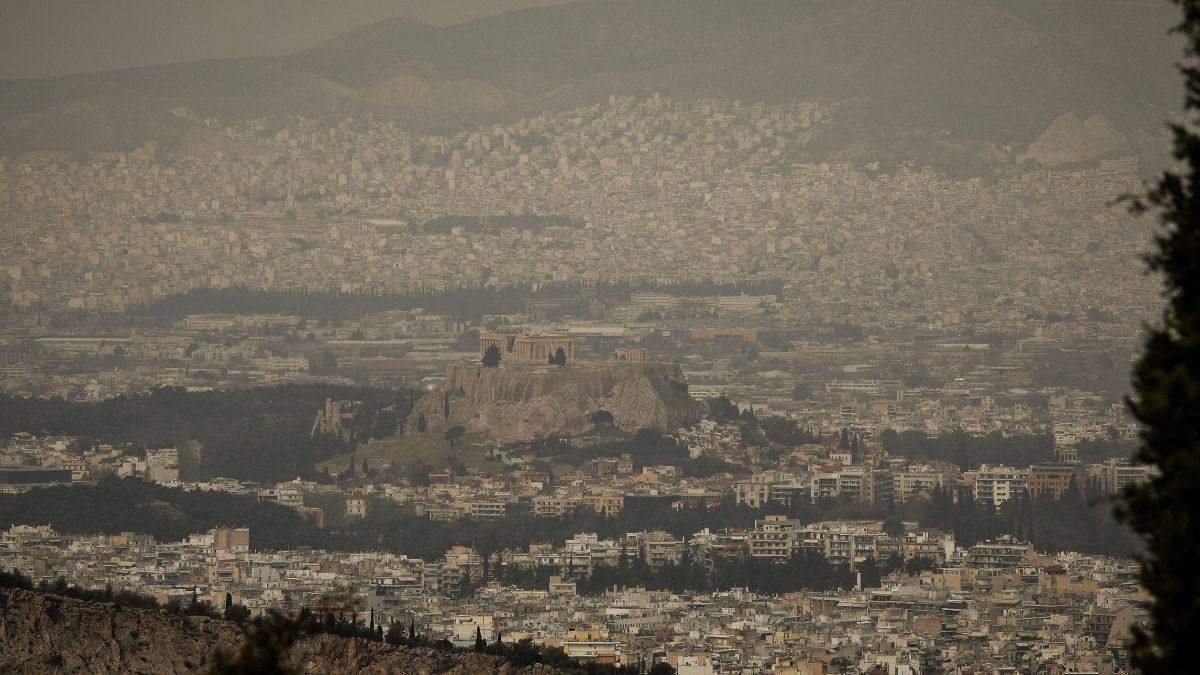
[
  {"xmin": 0, "ymin": 588, "xmax": 239, "ymax": 674},
  {"xmin": 0, "ymin": 588, "xmax": 559, "ymax": 674},
  {"xmin": 408, "ymin": 362, "xmax": 706, "ymax": 444},
  {"xmin": 1021, "ymin": 113, "xmax": 1128, "ymax": 167}
]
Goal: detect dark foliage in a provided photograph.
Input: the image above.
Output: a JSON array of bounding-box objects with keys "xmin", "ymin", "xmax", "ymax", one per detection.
[
  {"xmin": 1025, "ymin": 484, "xmax": 1140, "ymax": 556},
  {"xmin": 0, "ymin": 477, "xmax": 317, "ymax": 549},
  {"xmin": 1076, "ymin": 438, "xmax": 1139, "ymax": 463},
  {"xmin": 137, "ymin": 280, "xmax": 783, "ymax": 323},
  {"xmin": 706, "ymin": 396, "xmax": 741, "ymax": 421},
  {"xmin": 1117, "ymin": 2, "xmax": 1200, "ymax": 672},
  {"xmin": 879, "ymin": 428, "xmax": 1055, "ymax": 470},
  {"xmin": 0, "ymin": 569, "xmax": 215, "ymax": 618},
  {"xmin": 757, "ymin": 416, "xmax": 819, "ymax": 447},
  {"xmin": 481, "ymin": 344, "xmax": 502, "ymax": 367},
  {"xmin": 0, "ymin": 474, "xmax": 1139, "ymax": 564},
  {"xmin": 538, "ymin": 428, "xmax": 746, "ymax": 477},
  {"xmin": 0, "ymin": 568, "xmax": 33, "ymax": 590},
  {"xmin": 571, "ymin": 551, "xmax": 854, "ymax": 595},
  {"xmin": 209, "ymin": 612, "xmax": 301, "ymax": 675},
  {"xmin": 0, "ymin": 385, "xmax": 410, "ymax": 482}
]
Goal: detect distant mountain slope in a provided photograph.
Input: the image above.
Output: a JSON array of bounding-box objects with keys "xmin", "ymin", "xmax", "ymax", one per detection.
[{"xmin": 0, "ymin": 0, "xmax": 1180, "ymax": 154}]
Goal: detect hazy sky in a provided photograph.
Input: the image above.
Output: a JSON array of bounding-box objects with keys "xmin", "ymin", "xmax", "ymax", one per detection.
[{"xmin": 0, "ymin": 0, "xmax": 583, "ymax": 79}]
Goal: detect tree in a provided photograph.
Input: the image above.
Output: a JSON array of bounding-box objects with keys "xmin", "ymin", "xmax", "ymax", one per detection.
[
  {"xmin": 879, "ymin": 428, "xmax": 900, "ymax": 454},
  {"xmin": 590, "ymin": 410, "xmax": 614, "ymax": 426},
  {"xmin": 882, "ymin": 515, "xmax": 905, "ymax": 538},
  {"xmin": 707, "ymin": 396, "xmax": 739, "ymax": 420},
  {"xmin": 444, "ymin": 426, "xmax": 466, "ymax": 452},
  {"xmin": 417, "ymin": 413, "xmax": 427, "ymax": 433},
  {"xmin": 648, "ymin": 662, "xmax": 677, "ymax": 675},
  {"xmin": 474, "ymin": 626, "xmax": 486, "ymax": 652},
  {"xmin": 224, "ymin": 601, "xmax": 251, "ymax": 624},
  {"xmin": 553, "ymin": 347, "xmax": 567, "ymax": 366},
  {"xmin": 209, "ymin": 612, "xmax": 300, "ymax": 675},
  {"xmin": 857, "ymin": 557, "xmax": 883, "ymax": 588},
  {"xmin": 311, "ymin": 349, "xmax": 337, "ymax": 374},
  {"xmin": 481, "ymin": 345, "xmax": 502, "ymax": 368},
  {"xmin": 1118, "ymin": 3, "xmax": 1200, "ymax": 672}
]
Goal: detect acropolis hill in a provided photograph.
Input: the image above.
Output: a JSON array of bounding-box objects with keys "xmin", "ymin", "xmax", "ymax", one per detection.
[{"xmin": 407, "ymin": 336, "xmax": 705, "ymax": 444}]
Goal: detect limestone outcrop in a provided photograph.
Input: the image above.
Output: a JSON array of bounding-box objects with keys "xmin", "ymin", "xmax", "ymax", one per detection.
[
  {"xmin": 0, "ymin": 587, "xmax": 561, "ymax": 674},
  {"xmin": 1021, "ymin": 113, "xmax": 1128, "ymax": 167},
  {"xmin": 408, "ymin": 362, "xmax": 707, "ymax": 444}
]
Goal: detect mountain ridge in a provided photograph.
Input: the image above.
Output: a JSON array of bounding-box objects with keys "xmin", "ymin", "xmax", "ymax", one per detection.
[{"xmin": 0, "ymin": 0, "xmax": 1181, "ymax": 155}]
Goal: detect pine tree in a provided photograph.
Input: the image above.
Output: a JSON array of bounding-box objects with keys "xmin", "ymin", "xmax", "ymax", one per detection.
[
  {"xmin": 474, "ymin": 626, "xmax": 486, "ymax": 652},
  {"xmin": 481, "ymin": 344, "xmax": 502, "ymax": 367},
  {"xmin": 386, "ymin": 621, "xmax": 404, "ymax": 645},
  {"xmin": 1117, "ymin": 3, "xmax": 1200, "ymax": 671}
]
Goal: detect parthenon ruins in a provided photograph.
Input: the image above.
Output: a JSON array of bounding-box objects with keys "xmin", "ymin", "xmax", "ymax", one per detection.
[{"xmin": 479, "ymin": 331, "xmax": 577, "ymax": 364}]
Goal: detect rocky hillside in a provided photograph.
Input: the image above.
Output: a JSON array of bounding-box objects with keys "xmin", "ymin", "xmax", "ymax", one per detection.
[
  {"xmin": 1021, "ymin": 113, "xmax": 1131, "ymax": 167},
  {"xmin": 0, "ymin": 587, "xmax": 560, "ymax": 674},
  {"xmin": 409, "ymin": 362, "xmax": 706, "ymax": 444}
]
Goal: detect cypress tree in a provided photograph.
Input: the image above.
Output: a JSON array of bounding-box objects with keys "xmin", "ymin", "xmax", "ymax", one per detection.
[{"xmin": 1119, "ymin": 2, "xmax": 1200, "ymax": 671}]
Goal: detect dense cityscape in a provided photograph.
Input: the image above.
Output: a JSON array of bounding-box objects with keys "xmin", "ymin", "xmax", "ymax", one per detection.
[{"xmin": 0, "ymin": 1, "xmax": 1194, "ymax": 674}]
